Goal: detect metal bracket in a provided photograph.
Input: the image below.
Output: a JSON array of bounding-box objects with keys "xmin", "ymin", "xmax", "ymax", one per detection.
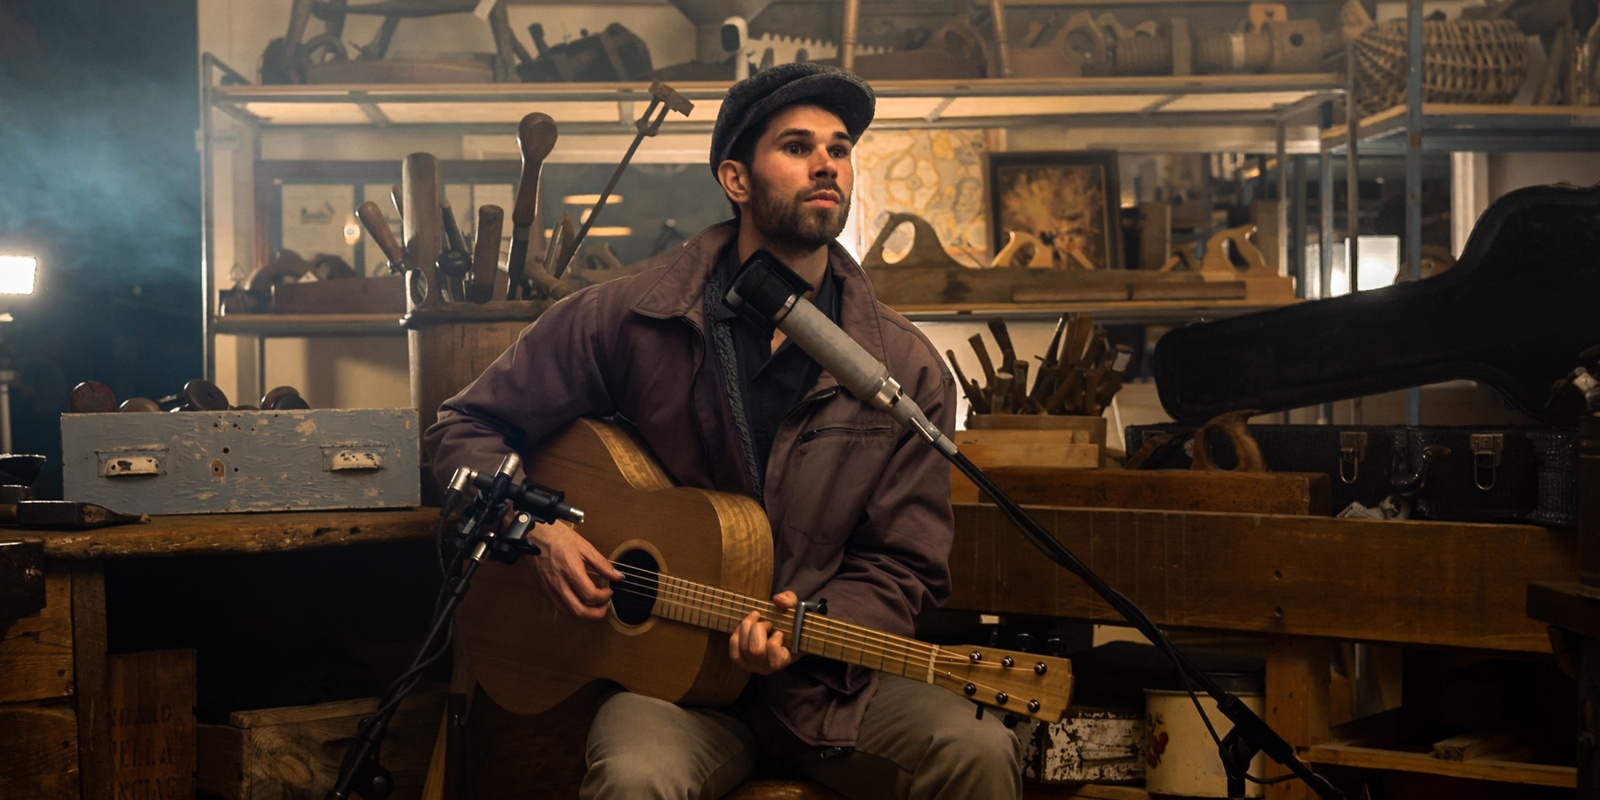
[
  {"xmin": 1338, "ymin": 431, "xmax": 1368, "ymax": 485},
  {"xmin": 1470, "ymin": 433, "xmax": 1503, "ymax": 490}
]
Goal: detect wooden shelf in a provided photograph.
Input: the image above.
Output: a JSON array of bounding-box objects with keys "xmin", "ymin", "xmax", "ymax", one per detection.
[
  {"xmin": 1321, "ymin": 102, "xmax": 1600, "ymax": 154},
  {"xmin": 207, "ymin": 63, "xmax": 1343, "ymax": 136},
  {"xmin": 214, "ymin": 313, "xmax": 406, "ymax": 337},
  {"xmin": 1302, "ymin": 741, "xmax": 1576, "ymax": 788}
]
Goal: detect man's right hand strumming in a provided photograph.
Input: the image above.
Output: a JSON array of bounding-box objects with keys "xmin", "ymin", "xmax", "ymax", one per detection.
[{"xmin": 527, "ymin": 519, "xmax": 625, "ymax": 620}]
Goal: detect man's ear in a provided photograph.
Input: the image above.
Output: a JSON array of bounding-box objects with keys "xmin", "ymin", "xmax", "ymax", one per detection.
[{"xmin": 717, "ymin": 160, "xmax": 751, "ymax": 206}]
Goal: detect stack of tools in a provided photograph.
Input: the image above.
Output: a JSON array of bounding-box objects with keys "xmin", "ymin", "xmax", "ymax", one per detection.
[
  {"xmin": 949, "ymin": 314, "xmax": 1134, "ymax": 421},
  {"xmin": 68, "ymin": 380, "xmax": 310, "ymax": 413},
  {"xmin": 357, "ymin": 84, "xmax": 693, "ymax": 315}
]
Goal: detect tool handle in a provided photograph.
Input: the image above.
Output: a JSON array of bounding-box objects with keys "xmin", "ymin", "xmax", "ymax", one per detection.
[
  {"xmin": 470, "ymin": 205, "xmax": 505, "ymax": 299},
  {"xmin": 512, "ymin": 113, "xmax": 558, "ymax": 229},
  {"xmin": 402, "ymin": 152, "xmax": 444, "ymax": 311},
  {"xmin": 357, "ymin": 201, "xmax": 405, "ymax": 269}
]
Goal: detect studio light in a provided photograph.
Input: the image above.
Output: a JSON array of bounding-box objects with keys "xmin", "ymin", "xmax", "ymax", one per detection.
[{"xmin": 0, "ymin": 256, "xmax": 38, "ymax": 296}]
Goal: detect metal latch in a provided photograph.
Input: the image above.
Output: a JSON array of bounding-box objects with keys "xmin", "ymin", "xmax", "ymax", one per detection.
[
  {"xmin": 1471, "ymin": 433, "xmax": 1503, "ymax": 490},
  {"xmin": 104, "ymin": 455, "xmax": 162, "ymax": 477},
  {"xmin": 1338, "ymin": 431, "xmax": 1368, "ymax": 485},
  {"xmin": 328, "ymin": 450, "xmax": 384, "ymax": 472}
]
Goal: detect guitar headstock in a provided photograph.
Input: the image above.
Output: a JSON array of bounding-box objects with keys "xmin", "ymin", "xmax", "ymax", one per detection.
[{"xmin": 930, "ymin": 644, "xmax": 1073, "ymax": 723}]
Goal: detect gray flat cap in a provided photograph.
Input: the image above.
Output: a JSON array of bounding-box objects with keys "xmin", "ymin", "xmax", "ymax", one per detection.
[{"xmin": 709, "ymin": 62, "xmax": 875, "ymax": 175}]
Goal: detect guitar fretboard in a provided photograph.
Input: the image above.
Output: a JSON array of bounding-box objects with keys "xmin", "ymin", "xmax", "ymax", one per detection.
[{"xmin": 650, "ymin": 572, "xmax": 943, "ymax": 682}]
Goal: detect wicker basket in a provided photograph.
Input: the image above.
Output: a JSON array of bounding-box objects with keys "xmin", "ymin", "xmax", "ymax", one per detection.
[{"xmin": 1353, "ymin": 19, "xmax": 1528, "ymax": 117}]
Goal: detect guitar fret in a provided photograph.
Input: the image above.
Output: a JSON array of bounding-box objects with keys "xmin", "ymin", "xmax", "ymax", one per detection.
[{"xmin": 648, "ymin": 575, "xmax": 1018, "ymax": 706}]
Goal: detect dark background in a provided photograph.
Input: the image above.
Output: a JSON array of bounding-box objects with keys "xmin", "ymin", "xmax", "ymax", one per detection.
[{"xmin": 0, "ymin": 0, "xmax": 202, "ymax": 499}]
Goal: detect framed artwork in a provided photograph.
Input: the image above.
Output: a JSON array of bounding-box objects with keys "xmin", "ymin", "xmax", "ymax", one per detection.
[{"xmin": 986, "ymin": 150, "xmax": 1122, "ymax": 270}]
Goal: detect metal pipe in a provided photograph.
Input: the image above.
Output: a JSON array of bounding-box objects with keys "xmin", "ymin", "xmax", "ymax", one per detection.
[
  {"xmin": 990, "ymin": 0, "xmax": 1014, "ymax": 78},
  {"xmin": 0, "ymin": 369, "xmax": 13, "ymax": 454},
  {"xmin": 841, "ymin": 0, "xmax": 859, "ymax": 71}
]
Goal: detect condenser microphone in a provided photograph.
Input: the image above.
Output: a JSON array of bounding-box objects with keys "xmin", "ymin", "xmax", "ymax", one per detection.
[{"xmin": 725, "ymin": 250, "xmax": 956, "ymax": 457}]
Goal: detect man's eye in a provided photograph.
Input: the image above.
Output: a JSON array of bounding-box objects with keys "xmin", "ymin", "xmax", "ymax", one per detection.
[
  {"xmin": 830, "ymin": 147, "xmax": 850, "ymax": 158},
  {"xmin": 785, "ymin": 143, "xmax": 805, "ymax": 155}
]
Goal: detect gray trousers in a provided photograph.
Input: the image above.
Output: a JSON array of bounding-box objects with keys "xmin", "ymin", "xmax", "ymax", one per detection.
[{"xmin": 579, "ymin": 674, "xmax": 1022, "ymax": 800}]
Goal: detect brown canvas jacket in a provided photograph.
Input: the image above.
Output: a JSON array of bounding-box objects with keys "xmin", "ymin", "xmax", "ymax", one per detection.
[{"xmin": 425, "ymin": 220, "xmax": 957, "ymax": 746}]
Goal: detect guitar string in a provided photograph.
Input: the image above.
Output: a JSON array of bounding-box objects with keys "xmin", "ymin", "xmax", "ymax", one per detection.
[
  {"xmin": 600, "ymin": 559, "xmax": 947, "ymax": 666},
  {"xmin": 590, "ymin": 560, "xmax": 1058, "ymax": 682},
  {"xmin": 599, "ymin": 569, "xmax": 1058, "ymax": 710}
]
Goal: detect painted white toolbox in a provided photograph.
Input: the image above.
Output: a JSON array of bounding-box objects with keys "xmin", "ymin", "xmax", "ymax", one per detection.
[{"xmin": 62, "ymin": 408, "xmax": 420, "ymax": 515}]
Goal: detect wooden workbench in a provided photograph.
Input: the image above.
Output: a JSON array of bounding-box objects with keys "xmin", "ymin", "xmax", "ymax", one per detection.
[
  {"xmin": 0, "ymin": 508, "xmax": 441, "ymax": 800},
  {"xmin": 946, "ymin": 503, "xmax": 1581, "ymax": 798},
  {"xmin": 3, "ymin": 504, "xmax": 1582, "ymax": 798}
]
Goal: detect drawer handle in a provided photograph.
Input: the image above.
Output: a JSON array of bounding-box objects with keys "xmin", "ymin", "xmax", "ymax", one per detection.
[
  {"xmin": 329, "ymin": 451, "xmax": 383, "ymax": 471},
  {"xmin": 105, "ymin": 455, "xmax": 162, "ymax": 477}
]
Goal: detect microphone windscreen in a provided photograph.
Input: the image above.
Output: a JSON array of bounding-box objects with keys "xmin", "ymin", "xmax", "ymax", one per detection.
[{"xmin": 726, "ymin": 250, "xmax": 813, "ymax": 326}]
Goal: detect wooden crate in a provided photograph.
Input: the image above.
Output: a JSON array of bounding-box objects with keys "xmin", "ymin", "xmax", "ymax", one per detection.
[
  {"xmin": 197, "ymin": 691, "xmax": 446, "ymax": 800},
  {"xmin": 111, "ymin": 649, "xmax": 196, "ymax": 799},
  {"xmin": 952, "ymin": 422, "xmax": 1102, "ymax": 503}
]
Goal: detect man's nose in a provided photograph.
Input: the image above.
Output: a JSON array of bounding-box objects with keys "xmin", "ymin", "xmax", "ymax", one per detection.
[{"xmin": 811, "ymin": 152, "xmax": 838, "ymax": 178}]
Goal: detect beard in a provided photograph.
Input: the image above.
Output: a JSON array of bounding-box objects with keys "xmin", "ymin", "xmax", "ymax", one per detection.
[{"xmin": 747, "ymin": 174, "xmax": 850, "ymax": 251}]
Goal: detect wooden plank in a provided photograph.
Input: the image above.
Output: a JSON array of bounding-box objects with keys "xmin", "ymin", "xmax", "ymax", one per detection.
[
  {"xmin": 1264, "ymin": 637, "xmax": 1332, "ymax": 800},
  {"xmin": 0, "ymin": 569, "xmax": 74, "ymax": 704},
  {"xmin": 1432, "ymin": 729, "xmax": 1520, "ymax": 762},
  {"xmin": 1303, "ymin": 742, "xmax": 1576, "ymax": 788},
  {"xmin": 110, "ymin": 649, "xmax": 196, "ymax": 799},
  {"xmin": 965, "ymin": 467, "xmax": 1331, "ymax": 516},
  {"xmin": 0, "ymin": 702, "xmax": 81, "ymax": 800},
  {"xmin": 34, "ymin": 508, "xmax": 438, "ymax": 560},
  {"xmin": 71, "ymin": 562, "xmax": 112, "ymax": 800},
  {"xmin": 947, "ymin": 505, "xmax": 1577, "ymax": 652}
]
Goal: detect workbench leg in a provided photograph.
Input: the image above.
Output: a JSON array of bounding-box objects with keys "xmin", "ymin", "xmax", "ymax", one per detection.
[
  {"xmin": 1264, "ymin": 636, "xmax": 1331, "ymax": 800},
  {"xmin": 69, "ymin": 562, "xmax": 110, "ymax": 800}
]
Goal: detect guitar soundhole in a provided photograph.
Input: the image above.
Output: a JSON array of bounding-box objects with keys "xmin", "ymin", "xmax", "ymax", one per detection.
[{"xmin": 611, "ymin": 547, "xmax": 660, "ymax": 626}]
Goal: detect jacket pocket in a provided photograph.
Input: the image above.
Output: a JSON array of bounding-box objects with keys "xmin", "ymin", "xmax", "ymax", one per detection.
[{"xmin": 779, "ymin": 424, "xmax": 895, "ymax": 545}]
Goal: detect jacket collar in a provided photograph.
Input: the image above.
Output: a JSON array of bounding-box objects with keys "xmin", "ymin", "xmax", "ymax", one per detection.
[{"xmin": 629, "ymin": 221, "xmax": 894, "ymax": 392}]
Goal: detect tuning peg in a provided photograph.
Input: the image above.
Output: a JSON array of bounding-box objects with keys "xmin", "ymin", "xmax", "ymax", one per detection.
[
  {"xmin": 1003, "ymin": 713, "xmax": 1022, "ymax": 729},
  {"xmin": 973, "ymin": 703, "xmax": 985, "ymax": 721},
  {"xmin": 1045, "ymin": 637, "xmax": 1063, "ymax": 656},
  {"xmin": 1014, "ymin": 633, "xmax": 1035, "ymax": 651}
]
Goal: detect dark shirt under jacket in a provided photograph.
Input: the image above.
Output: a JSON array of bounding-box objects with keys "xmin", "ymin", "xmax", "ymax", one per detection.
[{"xmin": 709, "ymin": 243, "xmax": 843, "ymax": 480}]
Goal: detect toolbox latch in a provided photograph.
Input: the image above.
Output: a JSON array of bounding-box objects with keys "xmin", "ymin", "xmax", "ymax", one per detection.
[
  {"xmin": 1337, "ymin": 431, "xmax": 1368, "ymax": 485},
  {"xmin": 326, "ymin": 449, "xmax": 384, "ymax": 472},
  {"xmin": 99, "ymin": 450, "xmax": 166, "ymax": 478},
  {"xmin": 1470, "ymin": 433, "xmax": 1504, "ymax": 491}
]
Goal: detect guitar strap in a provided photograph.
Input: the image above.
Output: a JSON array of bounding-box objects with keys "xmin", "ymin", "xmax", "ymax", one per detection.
[{"xmin": 705, "ymin": 268, "xmax": 767, "ymax": 503}]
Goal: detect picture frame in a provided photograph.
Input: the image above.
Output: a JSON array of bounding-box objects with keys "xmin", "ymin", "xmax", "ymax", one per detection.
[{"xmin": 986, "ymin": 150, "xmax": 1122, "ymax": 270}]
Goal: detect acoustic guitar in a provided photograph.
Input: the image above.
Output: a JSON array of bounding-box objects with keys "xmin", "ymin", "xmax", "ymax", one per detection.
[{"xmin": 454, "ymin": 418, "xmax": 1073, "ymax": 724}]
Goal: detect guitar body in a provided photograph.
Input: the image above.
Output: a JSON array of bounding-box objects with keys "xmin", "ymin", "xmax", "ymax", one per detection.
[{"xmin": 456, "ymin": 418, "xmax": 774, "ymax": 716}]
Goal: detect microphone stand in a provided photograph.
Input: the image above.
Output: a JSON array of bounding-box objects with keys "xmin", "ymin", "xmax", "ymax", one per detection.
[
  {"xmin": 942, "ymin": 443, "xmax": 1345, "ymax": 800},
  {"xmin": 723, "ymin": 249, "xmax": 1345, "ymax": 799},
  {"xmin": 324, "ymin": 456, "xmax": 580, "ymax": 800}
]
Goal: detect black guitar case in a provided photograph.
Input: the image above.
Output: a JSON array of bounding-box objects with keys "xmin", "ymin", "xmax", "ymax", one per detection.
[{"xmin": 1152, "ymin": 182, "xmax": 1600, "ymax": 425}]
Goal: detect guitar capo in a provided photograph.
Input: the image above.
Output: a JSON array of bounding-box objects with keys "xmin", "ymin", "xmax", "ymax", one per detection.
[{"xmin": 791, "ymin": 598, "xmax": 828, "ymax": 648}]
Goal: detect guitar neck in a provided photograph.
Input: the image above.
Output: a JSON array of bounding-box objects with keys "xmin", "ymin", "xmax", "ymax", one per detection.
[{"xmin": 652, "ymin": 573, "xmax": 945, "ymax": 682}]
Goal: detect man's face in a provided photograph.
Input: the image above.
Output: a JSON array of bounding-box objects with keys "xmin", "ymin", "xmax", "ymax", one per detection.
[{"xmin": 743, "ymin": 104, "xmax": 854, "ymax": 251}]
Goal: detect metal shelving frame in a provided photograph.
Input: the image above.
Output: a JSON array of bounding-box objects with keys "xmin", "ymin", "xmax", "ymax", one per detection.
[
  {"xmin": 199, "ymin": 53, "xmax": 1346, "ymax": 381},
  {"xmin": 1319, "ymin": 0, "xmax": 1600, "ymax": 425}
]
